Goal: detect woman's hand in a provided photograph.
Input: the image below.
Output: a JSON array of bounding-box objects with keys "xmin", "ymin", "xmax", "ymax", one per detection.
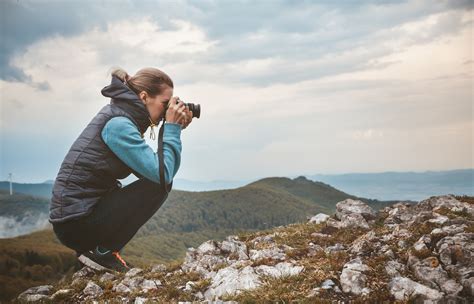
[
  {"xmin": 165, "ymin": 97, "xmax": 187, "ymax": 124},
  {"xmin": 179, "ymin": 105, "xmax": 193, "ymax": 130}
]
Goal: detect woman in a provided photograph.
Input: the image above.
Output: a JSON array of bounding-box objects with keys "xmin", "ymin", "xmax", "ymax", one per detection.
[{"xmin": 48, "ymin": 67, "xmax": 193, "ymax": 272}]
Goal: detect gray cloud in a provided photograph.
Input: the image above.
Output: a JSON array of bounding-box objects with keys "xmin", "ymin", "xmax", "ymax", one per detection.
[{"xmin": 2, "ymin": 0, "xmax": 472, "ymax": 84}]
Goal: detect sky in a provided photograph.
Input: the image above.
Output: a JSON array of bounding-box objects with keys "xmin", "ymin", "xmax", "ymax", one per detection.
[{"xmin": 0, "ymin": 0, "xmax": 472, "ymax": 184}]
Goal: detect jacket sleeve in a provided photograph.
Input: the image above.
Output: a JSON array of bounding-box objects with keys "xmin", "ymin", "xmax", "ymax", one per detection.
[{"xmin": 101, "ymin": 116, "xmax": 182, "ymax": 185}]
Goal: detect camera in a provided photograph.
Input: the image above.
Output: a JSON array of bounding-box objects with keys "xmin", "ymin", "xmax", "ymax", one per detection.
[{"xmin": 166, "ymin": 101, "xmax": 201, "ymax": 119}]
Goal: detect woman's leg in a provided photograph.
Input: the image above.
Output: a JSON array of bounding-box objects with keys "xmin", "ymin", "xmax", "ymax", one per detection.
[
  {"xmin": 52, "ymin": 217, "xmax": 99, "ymax": 256},
  {"xmin": 79, "ymin": 177, "xmax": 169, "ymax": 252}
]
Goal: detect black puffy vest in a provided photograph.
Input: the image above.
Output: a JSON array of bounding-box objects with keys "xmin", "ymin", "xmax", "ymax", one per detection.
[{"xmin": 49, "ymin": 75, "xmax": 153, "ymax": 223}]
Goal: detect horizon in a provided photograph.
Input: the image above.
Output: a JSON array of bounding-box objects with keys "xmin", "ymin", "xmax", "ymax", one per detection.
[{"xmin": 1, "ymin": 167, "xmax": 472, "ymax": 184}]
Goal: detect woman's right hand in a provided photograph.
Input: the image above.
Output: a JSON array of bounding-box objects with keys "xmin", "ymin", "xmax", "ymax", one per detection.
[{"xmin": 165, "ymin": 97, "xmax": 187, "ymax": 124}]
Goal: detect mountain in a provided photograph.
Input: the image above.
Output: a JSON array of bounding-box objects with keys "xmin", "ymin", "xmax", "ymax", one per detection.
[
  {"xmin": 307, "ymin": 168, "xmax": 474, "ymax": 201},
  {"xmin": 167, "ymin": 178, "xmax": 256, "ymax": 192},
  {"xmin": 1, "ymin": 168, "xmax": 472, "ymax": 200},
  {"xmin": 0, "ymin": 182, "xmax": 53, "ymax": 199},
  {"xmin": 0, "ymin": 176, "xmax": 399, "ymax": 239},
  {"xmin": 15, "ymin": 194, "xmax": 474, "ymax": 303}
]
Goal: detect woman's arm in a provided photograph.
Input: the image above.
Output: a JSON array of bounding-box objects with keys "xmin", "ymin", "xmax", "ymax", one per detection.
[{"xmin": 101, "ymin": 116, "xmax": 182, "ymax": 185}]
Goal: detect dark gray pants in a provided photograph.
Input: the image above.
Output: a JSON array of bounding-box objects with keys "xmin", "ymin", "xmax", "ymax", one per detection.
[{"xmin": 52, "ymin": 178, "xmax": 169, "ymax": 255}]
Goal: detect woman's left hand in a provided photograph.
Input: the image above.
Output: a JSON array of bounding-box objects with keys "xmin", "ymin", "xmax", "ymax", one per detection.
[{"xmin": 179, "ymin": 105, "xmax": 193, "ymax": 130}]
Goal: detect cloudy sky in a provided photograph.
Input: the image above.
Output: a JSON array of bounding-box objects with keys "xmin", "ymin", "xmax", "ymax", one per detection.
[{"xmin": 0, "ymin": 0, "xmax": 472, "ymax": 184}]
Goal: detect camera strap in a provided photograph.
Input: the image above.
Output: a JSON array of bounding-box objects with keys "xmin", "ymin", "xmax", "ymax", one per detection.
[{"xmin": 158, "ymin": 117, "xmax": 173, "ymax": 194}]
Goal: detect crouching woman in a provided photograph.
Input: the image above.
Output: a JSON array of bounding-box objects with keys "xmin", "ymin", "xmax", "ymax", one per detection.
[{"xmin": 49, "ymin": 67, "xmax": 193, "ymax": 272}]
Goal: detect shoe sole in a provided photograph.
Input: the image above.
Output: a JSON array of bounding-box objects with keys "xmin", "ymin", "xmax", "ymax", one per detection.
[{"xmin": 78, "ymin": 254, "xmax": 109, "ymax": 271}]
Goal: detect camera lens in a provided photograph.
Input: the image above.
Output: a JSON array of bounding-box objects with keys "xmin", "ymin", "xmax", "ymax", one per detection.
[{"xmin": 186, "ymin": 103, "xmax": 201, "ymax": 118}]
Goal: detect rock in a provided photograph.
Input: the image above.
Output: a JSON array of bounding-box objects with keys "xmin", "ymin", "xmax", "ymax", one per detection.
[
  {"xmin": 254, "ymin": 261, "xmax": 304, "ymax": 277},
  {"xmin": 308, "ymin": 213, "xmax": 330, "ymax": 224},
  {"xmin": 350, "ymin": 231, "xmax": 379, "ymax": 255},
  {"xmin": 413, "ymin": 235, "xmax": 431, "ymax": 252},
  {"xmin": 72, "ymin": 266, "xmax": 96, "ymax": 280},
  {"xmin": 197, "ymin": 240, "xmax": 221, "ymax": 255},
  {"xmin": 321, "ymin": 279, "xmax": 336, "ymax": 290},
  {"xmin": 220, "ymin": 236, "xmax": 249, "ymax": 260},
  {"xmin": 435, "ymin": 232, "xmax": 474, "ymax": 290},
  {"xmin": 463, "ymin": 277, "xmax": 474, "ymax": 297},
  {"xmin": 340, "ymin": 213, "xmax": 370, "ymax": 229},
  {"xmin": 83, "ymin": 281, "xmax": 103, "ymax": 297},
  {"xmin": 325, "ymin": 243, "xmax": 346, "ymax": 254},
  {"xmin": 184, "ymin": 281, "xmax": 196, "ymax": 292},
  {"xmin": 307, "ymin": 242, "xmax": 324, "ymax": 257},
  {"xmin": 410, "ymin": 257, "xmax": 463, "ymax": 295},
  {"xmin": 335, "ymin": 199, "xmax": 376, "ymax": 221},
  {"xmin": 134, "ymin": 297, "xmax": 147, "ymax": 304},
  {"xmin": 121, "ymin": 275, "xmax": 144, "ymax": 291},
  {"xmin": 141, "ymin": 279, "xmax": 161, "ymax": 292},
  {"xmin": 17, "ymin": 285, "xmax": 53, "ymax": 302},
  {"xmin": 385, "ymin": 260, "xmax": 405, "ymax": 278},
  {"xmin": 419, "ymin": 194, "xmax": 474, "ymax": 216},
  {"xmin": 428, "ymin": 213, "xmax": 450, "ymax": 225},
  {"xmin": 151, "ymin": 263, "xmax": 167, "ymax": 273},
  {"xmin": 250, "ymin": 233, "xmax": 277, "ymax": 245},
  {"xmin": 306, "ymin": 287, "xmax": 321, "ymax": 297},
  {"xmin": 125, "ymin": 267, "xmax": 143, "ymax": 277},
  {"xmin": 112, "ymin": 282, "xmax": 132, "ymax": 293},
  {"xmin": 99, "ymin": 272, "xmax": 115, "ymax": 282},
  {"xmin": 431, "ymin": 224, "xmax": 467, "ymax": 236},
  {"xmin": 203, "ymin": 265, "xmax": 262, "ymax": 300},
  {"xmin": 327, "ymin": 213, "xmax": 370, "ymax": 229},
  {"xmin": 249, "ymin": 245, "xmax": 287, "ymax": 261},
  {"xmin": 310, "ymin": 232, "xmax": 330, "ymax": 238},
  {"xmin": 384, "ymin": 204, "xmax": 414, "ymax": 226},
  {"xmin": 389, "ymin": 276, "xmax": 444, "ymax": 301},
  {"xmin": 340, "ymin": 257, "xmax": 370, "ymax": 295}
]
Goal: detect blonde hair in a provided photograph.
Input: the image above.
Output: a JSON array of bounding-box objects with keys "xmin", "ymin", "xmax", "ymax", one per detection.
[{"xmin": 108, "ymin": 66, "xmax": 174, "ymax": 97}]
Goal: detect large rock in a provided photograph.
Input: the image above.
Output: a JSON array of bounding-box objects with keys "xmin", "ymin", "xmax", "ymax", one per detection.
[
  {"xmin": 308, "ymin": 213, "xmax": 330, "ymax": 224},
  {"xmin": 333, "ymin": 199, "xmax": 376, "ymax": 229},
  {"xmin": 410, "ymin": 257, "xmax": 463, "ymax": 295},
  {"xmin": 418, "ymin": 194, "xmax": 474, "ymax": 216},
  {"xmin": 203, "ymin": 261, "xmax": 304, "ymax": 300},
  {"xmin": 436, "ymin": 232, "xmax": 474, "ymax": 291},
  {"xmin": 335, "ymin": 199, "xmax": 376, "ymax": 221},
  {"xmin": 339, "ymin": 257, "xmax": 370, "ymax": 295},
  {"xmin": 203, "ymin": 265, "xmax": 262, "ymax": 300},
  {"xmin": 389, "ymin": 277, "xmax": 444, "ymax": 301}
]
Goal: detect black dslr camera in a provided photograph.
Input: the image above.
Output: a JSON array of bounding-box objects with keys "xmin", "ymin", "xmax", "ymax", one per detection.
[{"xmin": 166, "ymin": 100, "xmax": 201, "ymax": 119}]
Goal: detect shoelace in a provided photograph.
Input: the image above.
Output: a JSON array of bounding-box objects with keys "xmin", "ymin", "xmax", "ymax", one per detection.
[{"xmin": 112, "ymin": 251, "xmax": 128, "ymax": 267}]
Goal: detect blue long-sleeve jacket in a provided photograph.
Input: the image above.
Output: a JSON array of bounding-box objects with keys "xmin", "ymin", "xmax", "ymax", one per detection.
[{"xmin": 101, "ymin": 116, "xmax": 182, "ymax": 185}]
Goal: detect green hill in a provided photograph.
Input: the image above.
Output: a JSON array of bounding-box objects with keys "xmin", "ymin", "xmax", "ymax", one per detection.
[{"xmin": 0, "ymin": 190, "xmax": 49, "ymax": 217}]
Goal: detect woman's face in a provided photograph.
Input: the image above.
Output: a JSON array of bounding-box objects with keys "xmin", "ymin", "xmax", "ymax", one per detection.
[{"xmin": 139, "ymin": 85, "xmax": 173, "ymax": 123}]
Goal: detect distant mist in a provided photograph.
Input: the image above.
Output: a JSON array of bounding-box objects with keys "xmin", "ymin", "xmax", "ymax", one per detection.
[{"xmin": 0, "ymin": 212, "xmax": 50, "ymax": 238}]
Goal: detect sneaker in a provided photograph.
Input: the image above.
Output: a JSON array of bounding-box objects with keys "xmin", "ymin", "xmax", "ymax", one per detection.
[{"xmin": 78, "ymin": 247, "xmax": 133, "ymax": 272}]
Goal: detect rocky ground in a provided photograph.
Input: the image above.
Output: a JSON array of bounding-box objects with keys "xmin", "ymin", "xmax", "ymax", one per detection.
[{"xmin": 14, "ymin": 194, "xmax": 473, "ymax": 303}]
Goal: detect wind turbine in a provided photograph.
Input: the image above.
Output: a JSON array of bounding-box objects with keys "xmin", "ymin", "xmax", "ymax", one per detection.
[{"xmin": 8, "ymin": 173, "xmax": 13, "ymax": 195}]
